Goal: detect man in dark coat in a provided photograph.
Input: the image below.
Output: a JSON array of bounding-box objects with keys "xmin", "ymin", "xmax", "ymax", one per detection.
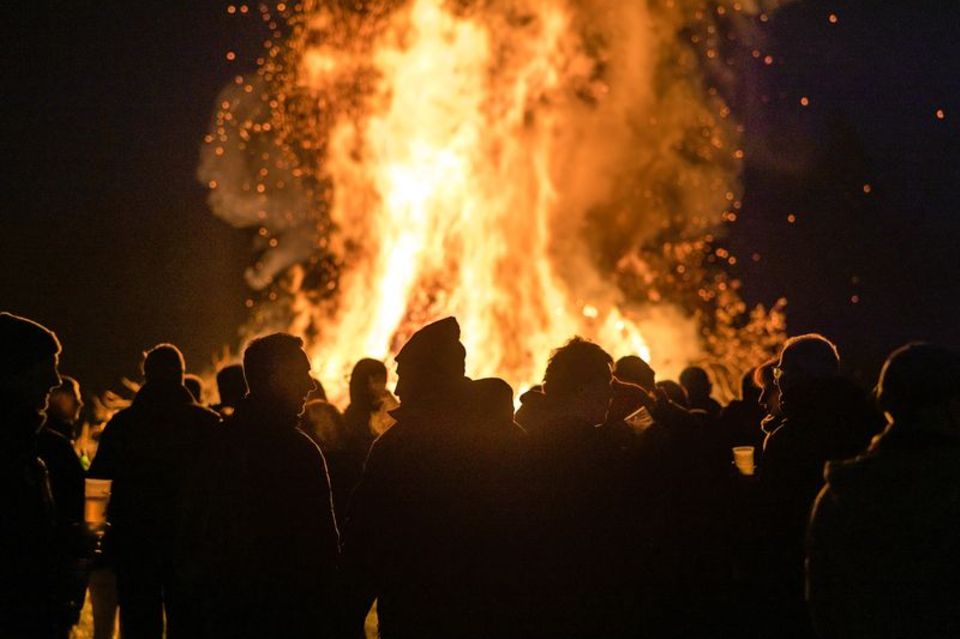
[
  {"xmin": 520, "ymin": 337, "xmax": 645, "ymax": 638},
  {"xmin": 807, "ymin": 343, "xmax": 960, "ymax": 639},
  {"xmin": 88, "ymin": 343, "xmax": 220, "ymax": 638},
  {"xmin": 756, "ymin": 334, "xmax": 881, "ymax": 638},
  {"xmin": 343, "ymin": 317, "xmax": 529, "ymax": 639},
  {"xmin": 183, "ymin": 333, "xmax": 341, "ymax": 638},
  {"xmin": 0, "ymin": 312, "xmax": 77, "ymax": 638}
]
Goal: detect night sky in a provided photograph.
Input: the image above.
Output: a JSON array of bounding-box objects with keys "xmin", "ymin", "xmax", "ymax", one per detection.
[{"xmin": 4, "ymin": 1, "xmax": 959, "ymax": 397}]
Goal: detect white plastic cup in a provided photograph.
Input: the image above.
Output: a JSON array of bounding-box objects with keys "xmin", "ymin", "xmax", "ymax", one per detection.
[
  {"xmin": 85, "ymin": 478, "xmax": 112, "ymax": 526},
  {"xmin": 732, "ymin": 446, "xmax": 756, "ymax": 476}
]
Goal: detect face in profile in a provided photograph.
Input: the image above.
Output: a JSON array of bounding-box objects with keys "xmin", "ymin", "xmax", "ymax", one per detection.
[{"xmin": 273, "ymin": 350, "xmax": 317, "ymax": 417}]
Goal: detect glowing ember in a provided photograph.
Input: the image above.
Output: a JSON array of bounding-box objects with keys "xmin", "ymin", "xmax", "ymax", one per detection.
[{"xmin": 201, "ymin": 0, "xmax": 788, "ymax": 400}]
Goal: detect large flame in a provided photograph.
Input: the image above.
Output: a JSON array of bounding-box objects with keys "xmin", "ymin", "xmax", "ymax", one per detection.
[{"xmin": 201, "ymin": 0, "xmax": 787, "ymax": 401}]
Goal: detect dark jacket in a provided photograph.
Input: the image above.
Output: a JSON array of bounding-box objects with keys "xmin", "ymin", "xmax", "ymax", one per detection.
[
  {"xmin": 88, "ymin": 382, "xmax": 220, "ymax": 556},
  {"xmin": 0, "ymin": 402, "xmax": 61, "ymax": 637},
  {"xmin": 182, "ymin": 396, "xmax": 342, "ymax": 638},
  {"xmin": 343, "ymin": 379, "xmax": 529, "ymax": 639},
  {"xmin": 37, "ymin": 427, "xmax": 87, "ymax": 626},
  {"xmin": 807, "ymin": 422, "xmax": 960, "ymax": 639},
  {"xmin": 522, "ymin": 395, "xmax": 642, "ymax": 638}
]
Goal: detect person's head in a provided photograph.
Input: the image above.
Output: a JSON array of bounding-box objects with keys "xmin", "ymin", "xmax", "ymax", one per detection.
[
  {"xmin": 679, "ymin": 366, "xmax": 712, "ymax": 402},
  {"xmin": 740, "ymin": 368, "xmax": 761, "ymax": 404},
  {"xmin": 216, "ymin": 364, "xmax": 247, "ymax": 408},
  {"xmin": 142, "ymin": 344, "xmax": 185, "ymax": 385},
  {"xmin": 350, "ymin": 358, "xmax": 388, "ymax": 409},
  {"xmin": 776, "ymin": 334, "xmax": 840, "ymax": 401},
  {"xmin": 876, "ymin": 343, "xmax": 960, "ymax": 428},
  {"xmin": 184, "ymin": 374, "xmax": 204, "ymax": 403},
  {"xmin": 47, "ymin": 376, "xmax": 83, "ymax": 424},
  {"xmin": 543, "ymin": 337, "xmax": 614, "ymax": 426},
  {"xmin": 394, "ymin": 317, "xmax": 466, "ymax": 402},
  {"xmin": 0, "ymin": 312, "xmax": 62, "ymax": 415},
  {"xmin": 473, "ymin": 377, "xmax": 515, "ymax": 425},
  {"xmin": 614, "ymin": 355, "xmax": 656, "ymax": 391},
  {"xmin": 754, "ymin": 358, "xmax": 780, "ymax": 414},
  {"xmin": 656, "ymin": 380, "xmax": 689, "ymax": 407},
  {"xmin": 243, "ymin": 333, "xmax": 316, "ymax": 419}
]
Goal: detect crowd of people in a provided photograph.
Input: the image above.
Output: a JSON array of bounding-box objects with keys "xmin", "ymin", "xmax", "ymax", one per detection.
[{"xmin": 1, "ymin": 310, "xmax": 958, "ymax": 639}]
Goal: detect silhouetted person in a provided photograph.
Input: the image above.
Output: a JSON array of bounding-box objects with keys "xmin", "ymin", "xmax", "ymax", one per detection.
[
  {"xmin": 44, "ymin": 376, "xmax": 83, "ymax": 441},
  {"xmin": 614, "ymin": 354, "xmax": 655, "ymax": 390},
  {"xmin": 756, "ymin": 334, "xmax": 880, "ymax": 638},
  {"xmin": 522, "ymin": 337, "xmax": 642, "ymax": 637},
  {"xmin": 807, "ymin": 343, "xmax": 960, "ymax": 638},
  {"xmin": 88, "ymin": 344, "xmax": 220, "ymax": 639},
  {"xmin": 212, "ymin": 363, "xmax": 247, "ymax": 417},
  {"xmin": 184, "ymin": 374, "xmax": 204, "ymax": 404},
  {"xmin": 0, "ymin": 312, "xmax": 76, "ymax": 637},
  {"xmin": 343, "ymin": 317, "xmax": 528, "ymax": 639},
  {"xmin": 306, "ymin": 375, "xmax": 328, "ymax": 402},
  {"xmin": 345, "ymin": 357, "xmax": 398, "ymax": 439},
  {"xmin": 38, "ymin": 376, "xmax": 88, "ymax": 636},
  {"xmin": 680, "ymin": 365, "xmax": 723, "ymax": 418},
  {"xmin": 184, "ymin": 333, "xmax": 341, "ymax": 638},
  {"xmin": 656, "ymin": 379, "xmax": 689, "ymax": 407},
  {"xmin": 719, "ymin": 368, "xmax": 766, "ymax": 450}
]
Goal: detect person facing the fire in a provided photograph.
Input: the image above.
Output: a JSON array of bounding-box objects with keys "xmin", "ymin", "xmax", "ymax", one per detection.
[
  {"xmin": 87, "ymin": 344, "xmax": 220, "ymax": 639},
  {"xmin": 342, "ymin": 317, "xmax": 529, "ymax": 639}
]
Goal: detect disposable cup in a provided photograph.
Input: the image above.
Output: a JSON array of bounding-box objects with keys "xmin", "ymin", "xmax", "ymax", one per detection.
[
  {"xmin": 732, "ymin": 446, "xmax": 756, "ymax": 476},
  {"xmin": 85, "ymin": 478, "xmax": 112, "ymax": 526}
]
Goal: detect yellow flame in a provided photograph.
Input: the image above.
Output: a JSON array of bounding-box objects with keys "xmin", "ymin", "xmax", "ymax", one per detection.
[{"xmin": 299, "ymin": 0, "xmax": 656, "ymax": 398}]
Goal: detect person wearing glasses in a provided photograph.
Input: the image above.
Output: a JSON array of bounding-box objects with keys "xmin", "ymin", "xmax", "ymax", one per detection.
[{"xmin": 754, "ymin": 334, "xmax": 882, "ymax": 638}]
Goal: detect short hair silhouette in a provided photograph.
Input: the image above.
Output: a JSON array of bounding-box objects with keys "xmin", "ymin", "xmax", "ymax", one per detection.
[
  {"xmin": 779, "ymin": 334, "xmax": 840, "ymax": 379},
  {"xmin": 614, "ymin": 355, "xmax": 655, "ymax": 390},
  {"xmin": 473, "ymin": 377, "xmax": 515, "ymax": 423},
  {"xmin": 876, "ymin": 342, "xmax": 960, "ymax": 421},
  {"xmin": 184, "ymin": 374, "xmax": 204, "ymax": 402},
  {"xmin": 142, "ymin": 343, "xmax": 185, "ymax": 384},
  {"xmin": 216, "ymin": 364, "xmax": 248, "ymax": 406},
  {"xmin": 740, "ymin": 368, "xmax": 761, "ymax": 402},
  {"xmin": 679, "ymin": 366, "xmax": 711, "ymax": 398},
  {"xmin": 350, "ymin": 358, "xmax": 388, "ymax": 408},
  {"xmin": 243, "ymin": 333, "xmax": 306, "ymax": 394},
  {"xmin": 657, "ymin": 380, "xmax": 689, "ymax": 407},
  {"xmin": 0, "ymin": 312, "xmax": 61, "ymax": 377},
  {"xmin": 50, "ymin": 375, "xmax": 80, "ymax": 400},
  {"xmin": 544, "ymin": 337, "xmax": 613, "ymax": 397}
]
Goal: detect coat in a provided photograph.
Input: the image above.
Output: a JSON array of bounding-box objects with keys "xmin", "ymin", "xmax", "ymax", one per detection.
[
  {"xmin": 807, "ymin": 421, "xmax": 960, "ymax": 639},
  {"xmin": 343, "ymin": 378, "xmax": 529, "ymax": 639}
]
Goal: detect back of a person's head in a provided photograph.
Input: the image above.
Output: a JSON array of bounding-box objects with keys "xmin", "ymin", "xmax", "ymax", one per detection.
[
  {"xmin": 657, "ymin": 380, "xmax": 689, "ymax": 407},
  {"xmin": 142, "ymin": 343, "xmax": 185, "ymax": 384},
  {"xmin": 301, "ymin": 399, "xmax": 345, "ymax": 448},
  {"xmin": 395, "ymin": 316, "xmax": 466, "ymax": 381},
  {"xmin": 243, "ymin": 333, "xmax": 305, "ymax": 394},
  {"xmin": 741, "ymin": 368, "xmax": 761, "ymax": 401},
  {"xmin": 50, "ymin": 375, "xmax": 80, "ymax": 401},
  {"xmin": 544, "ymin": 337, "xmax": 613, "ymax": 398},
  {"xmin": 47, "ymin": 375, "xmax": 82, "ymax": 422},
  {"xmin": 877, "ymin": 342, "xmax": 960, "ymax": 422},
  {"xmin": 679, "ymin": 366, "xmax": 711, "ymax": 398},
  {"xmin": 216, "ymin": 364, "xmax": 248, "ymax": 406},
  {"xmin": 184, "ymin": 374, "xmax": 204, "ymax": 403},
  {"xmin": 473, "ymin": 377, "xmax": 515, "ymax": 424},
  {"xmin": 779, "ymin": 334, "xmax": 840, "ymax": 379},
  {"xmin": 614, "ymin": 355, "xmax": 656, "ymax": 390},
  {"xmin": 0, "ymin": 312, "xmax": 61, "ymax": 381},
  {"xmin": 350, "ymin": 358, "xmax": 388, "ymax": 407}
]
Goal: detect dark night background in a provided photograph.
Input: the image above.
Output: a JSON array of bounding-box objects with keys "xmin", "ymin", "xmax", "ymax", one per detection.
[{"xmin": 3, "ymin": 1, "xmax": 958, "ymax": 397}]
